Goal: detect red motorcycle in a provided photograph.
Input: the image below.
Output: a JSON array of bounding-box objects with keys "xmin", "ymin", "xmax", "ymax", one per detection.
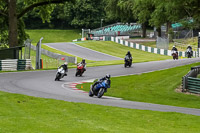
[
  {"xmin": 75, "ymin": 64, "xmax": 85, "ymax": 76},
  {"xmin": 171, "ymin": 50, "xmax": 178, "ymax": 60}
]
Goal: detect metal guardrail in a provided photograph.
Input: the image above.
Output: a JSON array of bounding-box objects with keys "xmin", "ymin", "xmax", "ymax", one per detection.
[
  {"xmin": 182, "ymin": 66, "xmax": 200, "ymax": 94},
  {"xmin": 31, "ymin": 45, "xmax": 77, "ymax": 64},
  {"xmin": 0, "ymin": 59, "xmax": 32, "ymax": 71}
]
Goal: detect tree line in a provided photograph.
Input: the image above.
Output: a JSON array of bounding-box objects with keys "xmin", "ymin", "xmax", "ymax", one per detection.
[{"xmin": 0, "ymin": 0, "xmax": 200, "ymax": 48}]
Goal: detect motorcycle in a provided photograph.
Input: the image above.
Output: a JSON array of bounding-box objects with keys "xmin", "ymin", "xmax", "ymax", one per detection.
[
  {"xmin": 75, "ymin": 64, "xmax": 85, "ymax": 76},
  {"xmin": 186, "ymin": 48, "xmax": 193, "ymax": 58},
  {"xmin": 124, "ymin": 55, "xmax": 132, "ymax": 68},
  {"xmin": 171, "ymin": 50, "xmax": 178, "ymax": 60},
  {"xmin": 89, "ymin": 79, "xmax": 110, "ymax": 98},
  {"xmin": 55, "ymin": 67, "xmax": 66, "ymax": 81}
]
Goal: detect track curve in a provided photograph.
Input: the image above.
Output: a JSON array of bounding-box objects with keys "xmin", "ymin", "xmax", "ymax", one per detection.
[
  {"xmin": 44, "ymin": 42, "xmax": 122, "ymax": 61},
  {"xmin": 1, "ymin": 58, "xmax": 200, "ymax": 116}
]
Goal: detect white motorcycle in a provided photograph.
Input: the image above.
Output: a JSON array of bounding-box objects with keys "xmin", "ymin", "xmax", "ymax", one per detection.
[{"xmin": 55, "ymin": 67, "xmax": 66, "ymax": 81}]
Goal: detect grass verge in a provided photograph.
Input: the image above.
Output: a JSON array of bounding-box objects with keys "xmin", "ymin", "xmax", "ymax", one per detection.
[
  {"xmin": 77, "ymin": 62, "xmax": 200, "ymax": 109},
  {"xmin": 26, "ymin": 30, "xmax": 172, "ymax": 68},
  {"xmin": 26, "ymin": 29, "xmax": 82, "ymax": 43},
  {"xmin": 75, "ymin": 41, "xmax": 171, "ymax": 63},
  {"xmin": 0, "ymin": 91, "xmax": 200, "ymax": 133}
]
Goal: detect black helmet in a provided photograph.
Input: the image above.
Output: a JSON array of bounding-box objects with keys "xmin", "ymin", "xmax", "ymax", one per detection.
[
  {"xmin": 82, "ymin": 58, "xmax": 85, "ymax": 63},
  {"xmin": 105, "ymin": 74, "xmax": 111, "ymax": 79},
  {"xmin": 127, "ymin": 51, "xmax": 130, "ymax": 54}
]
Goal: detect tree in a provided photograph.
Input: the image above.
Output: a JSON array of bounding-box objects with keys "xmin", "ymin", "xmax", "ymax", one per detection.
[
  {"xmin": 70, "ymin": 0, "xmax": 106, "ymax": 29},
  {"xmin": 132, "ymin": 0, "xmax": 155, "ymax": 37},
  {"xmin": 0, "ymin": 0, "xmax": 74, "ymax": 48},
  {"xmin": 105, "ymin": 0, "xmax": 135, "ymax": 23}
]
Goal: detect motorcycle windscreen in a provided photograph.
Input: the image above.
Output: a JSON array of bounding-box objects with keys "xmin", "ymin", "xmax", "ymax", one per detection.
[
  {"xmin": 102, "ymin": 80, "xmax": 110, "ymax": 88},
  {"xmin": 95, "ymin": 83, "xmax": 103, "ymax": 91}
]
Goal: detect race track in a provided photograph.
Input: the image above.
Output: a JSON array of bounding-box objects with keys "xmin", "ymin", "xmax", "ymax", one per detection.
[
  {"xmin": 1, "ymin": 58, "xmax": 200, "ymax": 116},
  {"xmin": 44, "ymin": 42, "xmax": 122, "ymax": 61}
]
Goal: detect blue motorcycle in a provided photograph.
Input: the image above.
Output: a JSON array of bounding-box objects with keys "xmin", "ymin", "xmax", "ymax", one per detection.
[{"xmin": 89, "ymin": 79, "xmax": 110, "ymax": 98}]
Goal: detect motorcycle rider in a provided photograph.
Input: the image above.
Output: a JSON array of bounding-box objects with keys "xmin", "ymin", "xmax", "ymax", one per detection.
[
  {"xmin": 77, "ymin": 58, "xmax": 86, "ymax": 71},
  {"xmin": 124, "ymin": 51, "xmax": 132, "ymax": 62},
  {"xmin": 186, "ymin": 45, "xmax": 193, "ymax": 57},
  {"xmin": 187, "ymin": 45, "xmax": 192, "ymax": 50},
  {"xmin": 172, "ymin": 45, "xmax": 178, "ymax": 54},
  {"xmin": 92, "ymin": 74, "xmax": 111, "ymax": 92},
  {"xmin": 58, "ymin": 62, "xmax": 68, "ymax": 76}
]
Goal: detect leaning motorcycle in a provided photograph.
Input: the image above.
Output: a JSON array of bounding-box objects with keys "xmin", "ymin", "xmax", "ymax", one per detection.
[
  {"xmin": 55, "ymin": 67, "xmax": 65, "ymax": 81},
  {"xmin": 89, "ymin": 79, "xmax": 110, "ymax": 98},
  {"xmin": 75, "ymin": 64, "xmax": 84, "ymax": 76}
]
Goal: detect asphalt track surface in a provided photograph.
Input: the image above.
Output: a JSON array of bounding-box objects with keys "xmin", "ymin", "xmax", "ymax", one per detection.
[
  {"xmin": 44, "ymin": 42, "xmax": 122, "ymax": 61},
  {"xmin": 1, "ymin": 58, "xmax": 200, "ymax": 116}
]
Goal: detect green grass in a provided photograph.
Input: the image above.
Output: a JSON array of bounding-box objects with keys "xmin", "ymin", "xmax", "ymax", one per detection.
[
  {"xmin": 1, "ymin": 91, "xmax": 200, "ymax": 133},
  {"xmin": 26, "ymin": 30, "xmax": 172, "ymax": 68},
  {"xmin": 77, "ymin": 62, "xmax": 200, "ymax": 109},
  {"xmin": 26, "ymin": 29, "xmax": 82, "ymax": 43},
  {"xmin": 76, "ymin": 41, "xmax": 171, "ymax": 63},
  {"xmin": 30, "ymin": 40, "xmax": 172, "ymax": 68}
]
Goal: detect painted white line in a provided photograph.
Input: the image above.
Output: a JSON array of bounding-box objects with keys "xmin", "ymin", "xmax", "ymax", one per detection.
[
  {"xmin": 44, "ymin": 43, "xmax": 122, "ymax": 60},
  {"xmin": 72, "ymin": 43, "xmax": 123, "ymax": 60}
]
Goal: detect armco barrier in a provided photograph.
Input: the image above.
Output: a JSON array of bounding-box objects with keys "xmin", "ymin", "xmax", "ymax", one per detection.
[
  {"xmin": 73, "ymin": 36, "xmax": 200, "ymax": 57},
  {"xmin": 187, "ymin": 77, "xmax": 200, "ymax": 94},
  {"xmin": 182, "ymin": 66, "xmax": 200, "ymax": 94},
  {"xmin": 0, "ymin": 59, "xmax": 32, "ymax": 71},
  {"xmin": 31, "ymin": 45, "xmax": 76, "ymax": 64},
  {"xmin": 17, "ymin": 59, "xmax": 32, "ymax": 70},
  {"xmin": 111, "ymin": 37, "xmax": 200, "ymax": 57}
]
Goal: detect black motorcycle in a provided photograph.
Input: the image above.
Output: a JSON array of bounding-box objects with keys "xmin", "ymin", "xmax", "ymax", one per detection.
[
  {"xmin": 186, "ymin": 48, "xmax": 193, "ymax": 58},
  {"xmin": 124, "ymin": 56, "xmax": 132, "ymax": 68}
]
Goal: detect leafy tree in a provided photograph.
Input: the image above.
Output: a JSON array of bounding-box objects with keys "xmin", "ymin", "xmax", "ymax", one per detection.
[
  {"xmin": 0, "ymin": 0, "xmax": 74, "ymax": 48},
  {"xmin": 70, "ymin": 0, "xmax": 105, "ymax": 29},
  {"xmin": 105, "ymin": 0, "xmax": 135, "ymax": 23}
]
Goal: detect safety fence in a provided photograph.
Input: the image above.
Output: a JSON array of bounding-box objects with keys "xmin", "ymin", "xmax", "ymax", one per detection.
[
  {"xmin": 0, "ymin": 59, "xmax": 32, "ymax": 71},
  {"xmin": 31, "ymin": 45, "xmax": 77, "ymax": 64},
  {"xmin": 182, "ymin": 66, "xmax": 200, "ymax": 94},
  {"xmin": 111, "ymin": 37, "xmax": 200, "ymax": 57},
  {"xmin": 73, "ymin": 36, "xmax": 110, "ymax": 42}
]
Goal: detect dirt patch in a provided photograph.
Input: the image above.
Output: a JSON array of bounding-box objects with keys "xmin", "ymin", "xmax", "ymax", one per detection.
[{"xmin": 175, "ymin": 85, "xmax": 200, "ymax": 96}]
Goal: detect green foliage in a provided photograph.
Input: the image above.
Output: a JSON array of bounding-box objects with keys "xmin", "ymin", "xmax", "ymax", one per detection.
[
  {"xmin": 132, "ymin": 0, "xmax": 154, "ymax": 24},
  {"xmin": 0, "ymin": 0, "xmax": 75, "ymax": 47},
  {"xmin": 105, "ymin": 0, "xmax": 135, "ymax": 22},
  {"xmin": 71, "ymin": 0, "xmax": 105, "ymax": 28}
]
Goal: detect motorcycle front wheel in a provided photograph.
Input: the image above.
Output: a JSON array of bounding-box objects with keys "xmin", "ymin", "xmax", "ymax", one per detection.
[
  {"xmin": 75, "ymin": 71, "xmax": 79, "ymax": 76},
  {"xmin": 89, "ymin": 90, "xmax": 94, "ymax": 97},
  {"xmin": 97, "ymin": 88, "xmax": 105, "ymax": 98},
  {"xmin": 55, "ymin": 73, "xmax": 60, "ymax": 81}
]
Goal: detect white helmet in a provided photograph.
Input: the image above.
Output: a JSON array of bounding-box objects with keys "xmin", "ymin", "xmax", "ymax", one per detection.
[
  {"xmin": 64, "ymin": 62, "xmax": 68, "ymax": 65},
  {"xmin": 105, "ymin": 74, "xmax": 111, "ymax": 79}
]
